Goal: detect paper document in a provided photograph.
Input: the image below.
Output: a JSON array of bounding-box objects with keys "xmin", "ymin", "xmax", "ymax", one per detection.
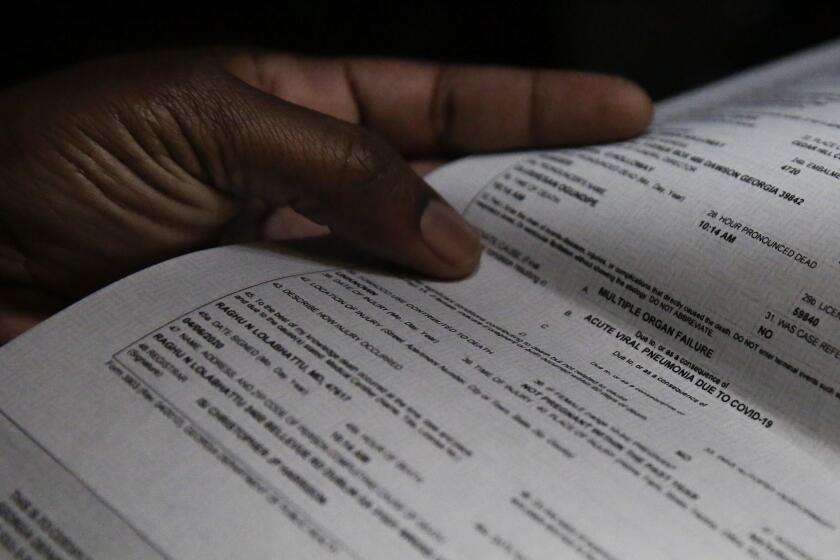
[{"xmin": 1, "ymin": 40, "xmax": 839, "ymax": 560}]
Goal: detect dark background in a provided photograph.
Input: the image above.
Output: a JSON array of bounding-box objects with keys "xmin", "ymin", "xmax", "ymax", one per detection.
[{"xmin": 2, "ymin": 1, "xmax": 838, "ymax": 100}]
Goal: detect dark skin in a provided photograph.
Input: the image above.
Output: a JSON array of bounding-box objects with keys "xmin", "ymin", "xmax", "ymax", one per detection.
[{"xmin": 0, "ymin": 49, "xmax": 653, "ymax": 343}]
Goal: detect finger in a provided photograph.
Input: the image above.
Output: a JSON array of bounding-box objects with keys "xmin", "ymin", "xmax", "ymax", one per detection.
[
  {"xmin": 410, "ymin": 159, "xmax": 448, "ymax": 177},
  {"xmin": 262, "ymin": 207, "xmax": 331, "ymax": 240},
  {"xmin": 0, "ymin": 285, "xmax": 66, "ymax": 344},
  {"xmin": 225, "ymin": 53, "xmax": 653, "ymax": 156},
  {"xmin": 0, "ymin": 313, "xmax": 40, "ymax": 345},
  {"xmin": 171, "ymin": 72, "xmax": 481, "ymax": 279}
]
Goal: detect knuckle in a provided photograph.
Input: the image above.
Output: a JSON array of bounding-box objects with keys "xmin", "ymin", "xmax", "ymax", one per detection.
[
  {"xmin": 130, "ymin": 70, "xmax": 254, "ymax": 190},
  {"xmin": 429, "ymin": 65, "xmax": 458, "ymax": 152}
]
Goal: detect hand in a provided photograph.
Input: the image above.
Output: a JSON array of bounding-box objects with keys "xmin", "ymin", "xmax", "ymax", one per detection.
[{"xmin": 0, "ymin": 49, "xmax": 652, "ymax": 342}]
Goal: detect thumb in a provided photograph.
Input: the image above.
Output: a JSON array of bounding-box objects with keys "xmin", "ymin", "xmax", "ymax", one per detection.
[{"xmin": 181, "ymin": 70, "xmax": 481, "ymax": 279}]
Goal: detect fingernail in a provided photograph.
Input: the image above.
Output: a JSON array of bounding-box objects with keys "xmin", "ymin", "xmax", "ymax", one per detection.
[{"xmin": 420, "ymin": 199, "xmax": 481, "ymax": 269}]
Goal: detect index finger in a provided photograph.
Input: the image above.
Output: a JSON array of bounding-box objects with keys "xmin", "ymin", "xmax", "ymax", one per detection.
[{"xmin": 226, "ymin": 53, "xmax": 653, "ymax": 156}]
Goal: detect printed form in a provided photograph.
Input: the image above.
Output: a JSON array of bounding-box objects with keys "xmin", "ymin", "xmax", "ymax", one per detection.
[{"xmin": 1, "ymin": 40, "xmax": 839, "ymax": 560}]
